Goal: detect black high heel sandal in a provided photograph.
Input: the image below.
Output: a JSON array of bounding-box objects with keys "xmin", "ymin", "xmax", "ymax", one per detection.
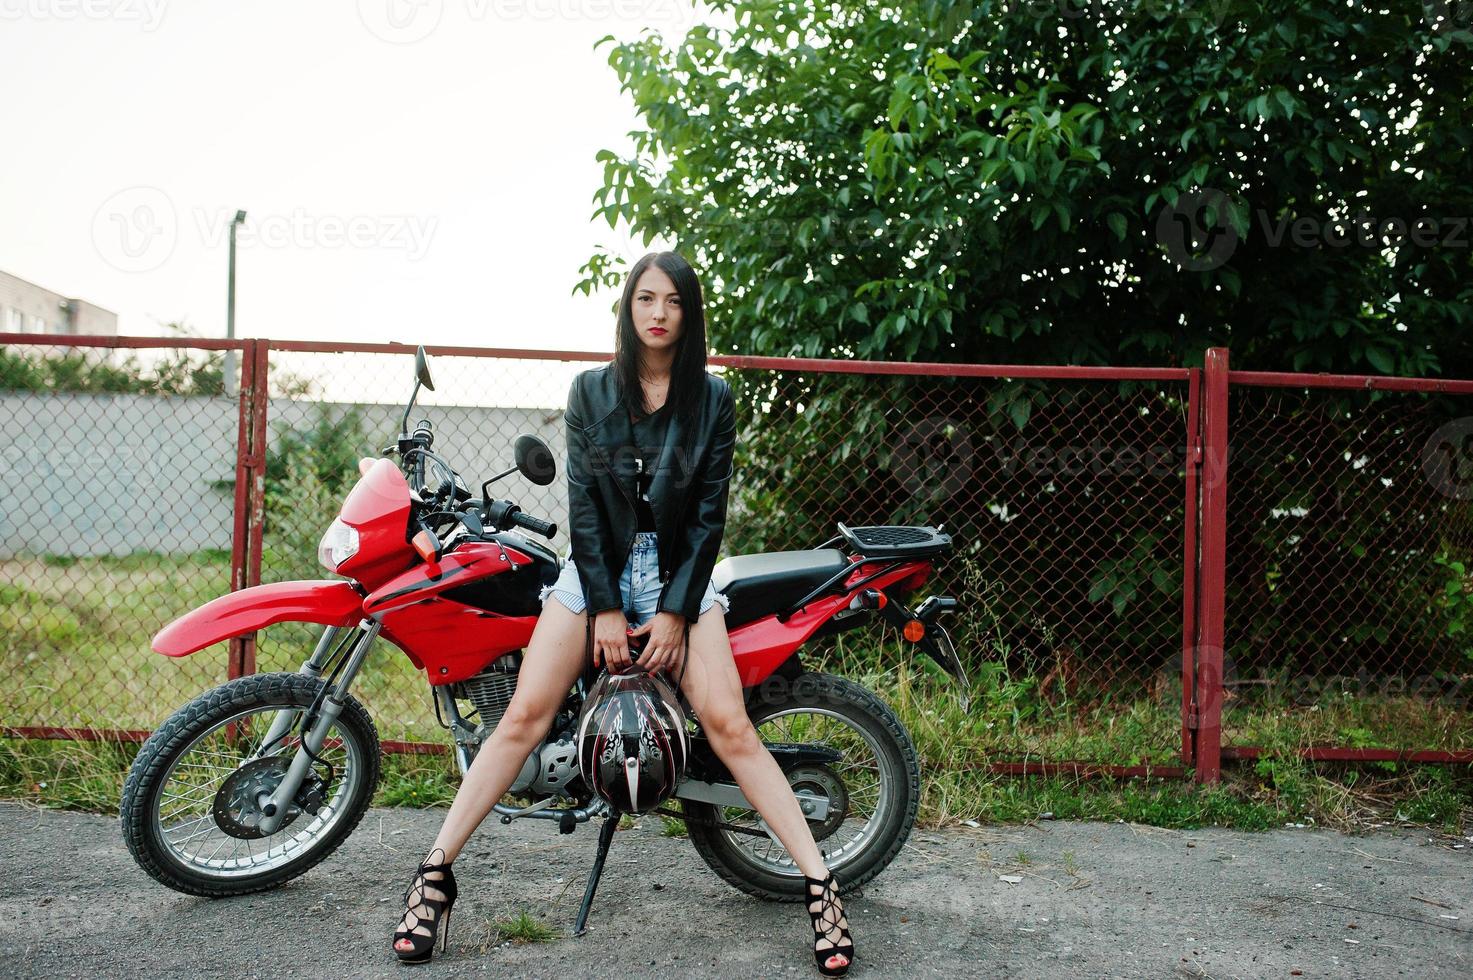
[
  {"xmin": 805, "ymin": 871, "xmax": 855, "ymax": 977},
  {"xmin": 392, "ymin": 848, "xmax": 458, "ymax": 965}
]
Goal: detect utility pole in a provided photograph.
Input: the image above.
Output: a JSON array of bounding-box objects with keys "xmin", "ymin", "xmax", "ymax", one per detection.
[{"xmin": 224, "ymin": 209, "xmax": 247, "ymax": 398}]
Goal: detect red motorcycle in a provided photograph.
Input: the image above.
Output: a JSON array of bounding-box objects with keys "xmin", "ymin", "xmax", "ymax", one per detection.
[{"xmin": 120, "ymin": 347, "xmax": 967, "ymax": 926}]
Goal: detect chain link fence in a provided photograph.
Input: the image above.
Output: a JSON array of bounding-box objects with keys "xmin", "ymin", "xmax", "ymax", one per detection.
[
  {"xmin": 1220, "ymin": 379, "xmax": 1473, "ymax": 761},
  {"xmin": 4, "ymin": 336, "xmax": 1471, "ymax": 778},
  {"xmin": 1, "ymin": 338, "xmax": 245, "ymax": 736}
]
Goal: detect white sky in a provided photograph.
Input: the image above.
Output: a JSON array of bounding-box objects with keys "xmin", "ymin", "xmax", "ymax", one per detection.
[{"xmin": 0, "ymin": 0, "xmax": 716, "ymax": 355}]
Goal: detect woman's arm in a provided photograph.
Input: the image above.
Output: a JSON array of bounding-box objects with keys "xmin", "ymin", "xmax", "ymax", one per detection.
[
  {"xmin": 564, "ymin": 372, "xmax": 625, "ymax": 616},
  {"xmin": 657, "ymin": 378, "xmax": 736, "ymax": 622}
]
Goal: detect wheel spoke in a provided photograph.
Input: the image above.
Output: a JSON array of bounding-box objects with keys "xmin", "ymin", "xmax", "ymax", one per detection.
[
  {"xmin": 140, "ymin": 693, "xmax": 367, "ymax": 879},
  {"xmin": 711, "ymin": 701, "xmax": 899, "ymax": 882}
]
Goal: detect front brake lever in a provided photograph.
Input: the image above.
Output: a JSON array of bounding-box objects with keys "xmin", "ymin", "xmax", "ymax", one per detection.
[{"xmin": 459, "ymin": 507, "xmax": 484, "ymax": 535}]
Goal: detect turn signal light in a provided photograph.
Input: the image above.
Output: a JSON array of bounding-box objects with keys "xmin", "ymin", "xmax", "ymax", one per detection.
[
  {"xmin": 903, "ymin": 619, "xmax": 926, "ymax": 642},
  {"xmin": 411, "ymin": 528, "xmax": 441, "ymax": 563}
]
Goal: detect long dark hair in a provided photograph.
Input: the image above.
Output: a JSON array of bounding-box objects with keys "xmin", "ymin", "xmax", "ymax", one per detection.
[{"xmin": 613, "ymin": 251, "xmax": 708, "ymax": 421}]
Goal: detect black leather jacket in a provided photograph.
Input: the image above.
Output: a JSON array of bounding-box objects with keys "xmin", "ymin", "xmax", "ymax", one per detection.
[{"xmin": 563, "ymin": 362, "xmax": 736, "ymax": 622}]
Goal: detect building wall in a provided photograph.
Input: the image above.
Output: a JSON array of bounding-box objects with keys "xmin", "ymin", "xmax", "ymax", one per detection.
[
  {"xmin": 67, "ymin": 299, "xmax": 119, "ymax": 336},
  {"xmin": 0, "ymin": 392, "xmax": 571, "ymax": 559},
  {"xmin": 0, "ymin": 270, "xmax": 118, "ymax": 336}
]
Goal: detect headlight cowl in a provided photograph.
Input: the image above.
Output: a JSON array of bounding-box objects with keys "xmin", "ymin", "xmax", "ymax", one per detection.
[{"xmin": 317, "ymin": 517, "xmax": 360, "ymax": 571}]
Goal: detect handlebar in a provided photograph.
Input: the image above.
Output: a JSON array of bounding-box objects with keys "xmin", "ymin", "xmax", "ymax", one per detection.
[
  {"xmin": 411, "ymin": 419, "xmax": 433, "ymax": 491},
  {"xmin": 388, "ymin": 419, "xmax": 558, "ymax": 540},
  {"xmin": 513, "ymin": 510, "xmax": 557, "ymax": 538},
  {"xmin": 481, "ymin": 498, "xmax": 557, "ymax": 538}
]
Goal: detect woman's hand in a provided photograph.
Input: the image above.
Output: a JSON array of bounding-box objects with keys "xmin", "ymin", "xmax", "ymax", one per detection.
[
  {"xmin": 592, "ymin": 609, "xmax": 635, "ymax": 673},
  {"xmin": 627, "ymin": 611, "xmax": 688, "ymax": 677}
]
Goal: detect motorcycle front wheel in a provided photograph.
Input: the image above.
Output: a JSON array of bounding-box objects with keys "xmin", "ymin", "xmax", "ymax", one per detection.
[
  {"xmin": 683, "ymin": 671, "xmax": 921, "ymax": 901},
  {"xmin": 120, "ymin": 672, "xmax": 380, "ymax": 897}
]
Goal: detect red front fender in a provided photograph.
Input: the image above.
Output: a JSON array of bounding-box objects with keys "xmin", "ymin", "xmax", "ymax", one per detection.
[{"xmin": 153, "ymin": 580, "xmax": 365, "ymax": 657}]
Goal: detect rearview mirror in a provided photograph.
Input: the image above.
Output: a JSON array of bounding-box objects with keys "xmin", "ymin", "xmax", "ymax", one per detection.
[
  {"xmin": 514, "ymin": 434, "xmax": 556, "ymax": 486},
  {"xmin": 414, "ymin": 346, "xmax": 435, "ymax": 391}
]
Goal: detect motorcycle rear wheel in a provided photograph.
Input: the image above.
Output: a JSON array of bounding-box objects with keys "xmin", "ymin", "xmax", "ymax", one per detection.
[
  {"xmin": 684, "ymin": 671, "xmax": 921, "ymax": 901},
  {"xmin": 120, "ymin": 672, "xmax": 380, "ymax": 897}
]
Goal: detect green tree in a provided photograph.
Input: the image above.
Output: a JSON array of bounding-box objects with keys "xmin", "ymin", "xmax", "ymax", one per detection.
[{"xmin": 578, "ymin": 0, "xmax": 1472, "ymax": 375}]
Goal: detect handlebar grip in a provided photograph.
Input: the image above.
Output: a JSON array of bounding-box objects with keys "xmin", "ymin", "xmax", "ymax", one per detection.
[
  {"xmin": 513, "ymin": 511, "xmax": 557, "ymax": 538},
  {"xmin": 409, "ymin": 420, "xmax": 433, "ymax": 490}
]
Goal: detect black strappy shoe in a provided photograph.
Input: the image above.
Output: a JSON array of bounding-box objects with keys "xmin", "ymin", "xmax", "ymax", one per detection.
[
  {"xmin": 392, "ymin": 848, "xmax": 458, "ymax": 964},
  {"xmin": 805, "ymin": 871, "xmax": 855, "ymax": 977}
]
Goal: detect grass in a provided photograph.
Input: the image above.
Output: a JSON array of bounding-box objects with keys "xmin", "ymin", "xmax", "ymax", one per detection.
[
  {"xmin": 5, "ymin": 733, "xmax": 1466, "ymax": 837},
  {"xmin": 0, "ymin": 737, "xmax": 464, "ymax": 813},
  {"xmin": 1, "ymin": 550, "xmax": 442, "ymax": 742},
  {"xmin": 2, "ymin": 551, "xmax": 1470, "ymax": 836},
  {"xmin": 476, "ymin": 910, "xmax": 561, "ymax": 949}
]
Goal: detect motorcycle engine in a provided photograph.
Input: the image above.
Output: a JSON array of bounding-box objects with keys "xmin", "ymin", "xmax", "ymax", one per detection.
[
  {"xmin": 458, "ymin": 655, "xmax": 578, "ymax": 796},
  {"xmin": 460, "ymin": 655, "xmax": 519, "ymax": 730},
  {"xmin": 525, "ymin": 729, "xmax": 579, "ymax": 795}
]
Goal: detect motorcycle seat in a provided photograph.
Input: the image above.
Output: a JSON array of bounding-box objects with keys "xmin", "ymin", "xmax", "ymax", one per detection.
[{"xmin": 712, "ymin": 549, "xmax": 852, "ymax": 629}]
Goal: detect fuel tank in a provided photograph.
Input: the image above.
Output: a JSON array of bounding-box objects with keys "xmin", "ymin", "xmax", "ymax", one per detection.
[{"xmin": 437, "ymin": 530, "xmax": 561, "ymax": 617}]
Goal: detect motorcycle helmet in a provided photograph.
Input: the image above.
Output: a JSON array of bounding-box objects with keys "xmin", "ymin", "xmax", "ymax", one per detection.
[{"xmin": 575, "ymin": 666, "xmax": 689, "ymax": 814}]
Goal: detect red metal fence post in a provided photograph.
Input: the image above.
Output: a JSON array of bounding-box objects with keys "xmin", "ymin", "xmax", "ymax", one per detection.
[
  {"xmin": 1179, "ymin": 368, "xmax": 1202, "ymax": 766},
  {"xmin": 226, "ymin": 340, "xmax": 256, "ymax": 682},
  {"xmin": 226, "ymin": 339, "xmax": 269, "ymax": 681},
  {"xmin": 240, "ymin": 341, "xmax": 270, "ymax": 678},
  {"xmin": 1193, "ymin": 348, "xmax": 1230, "ymax": 783}
]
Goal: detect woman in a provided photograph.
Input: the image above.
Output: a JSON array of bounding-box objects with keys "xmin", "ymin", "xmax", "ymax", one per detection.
[{"xmin": 391, "ymin": 251, "xmax": 855, "ymax": 975}]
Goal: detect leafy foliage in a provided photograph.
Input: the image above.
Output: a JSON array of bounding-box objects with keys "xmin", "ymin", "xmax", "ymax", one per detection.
[
  {"xmin": 260, "ymin": 406, "xmax": 373, "ymax": 581},
  {"xmin": 578, "ymin": 0, "xmax": 1473, "ymax": 374},
  {"xmin": 1, "ymin": 323, "xmax": 313, "ymax": 397},
  {"xmin": 0, "ymin": 343, "xmax": 227, "ymax": 396}
]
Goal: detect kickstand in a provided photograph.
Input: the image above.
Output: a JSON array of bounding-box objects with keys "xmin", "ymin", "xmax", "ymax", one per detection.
[{"xmin": 572, "ymin": 807, "xmax": 622, "ymax": 937}]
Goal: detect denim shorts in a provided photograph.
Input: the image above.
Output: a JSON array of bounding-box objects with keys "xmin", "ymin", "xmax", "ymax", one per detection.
[{"xmin": 538, "ymin": 530, "xmax": 730, "ymax": 626}]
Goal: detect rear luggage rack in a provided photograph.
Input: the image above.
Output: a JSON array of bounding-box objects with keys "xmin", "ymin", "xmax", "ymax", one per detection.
[{"xmin": 832, "ymin": 522, "xmax": 952, "ymax": 559}]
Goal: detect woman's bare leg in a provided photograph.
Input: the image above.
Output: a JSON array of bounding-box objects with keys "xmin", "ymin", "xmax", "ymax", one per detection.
[
  {"xmin": 428, "ymin": 597, "xmax": 590, "ymax": 860},
  {"xmin": 394, "ymin": 597, "xmax": 589, "ymax": 952},
  {"xmin": 676, "ymin": 607, "xmax": 852, "ymax": 969}
]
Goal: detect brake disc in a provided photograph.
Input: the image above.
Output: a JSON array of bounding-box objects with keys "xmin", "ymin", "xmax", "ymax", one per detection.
[
  {"xmin": 211, "ymin": 757, "xmax": 303, "ymax": 840},
  {"xmin": 785, "ymin": 764, "xmax": 849, "ymax": 842}
]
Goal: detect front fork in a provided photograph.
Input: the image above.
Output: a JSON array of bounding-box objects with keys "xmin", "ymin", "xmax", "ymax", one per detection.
[{"xmin": 254, "ymin": 618, "xmax": 381, "ymax": 835}]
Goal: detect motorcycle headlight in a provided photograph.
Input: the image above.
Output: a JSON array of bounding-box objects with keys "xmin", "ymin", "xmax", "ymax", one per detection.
[{"xmin": 317, "ymin": 517, "xmax": 360, "ymax": 571}]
